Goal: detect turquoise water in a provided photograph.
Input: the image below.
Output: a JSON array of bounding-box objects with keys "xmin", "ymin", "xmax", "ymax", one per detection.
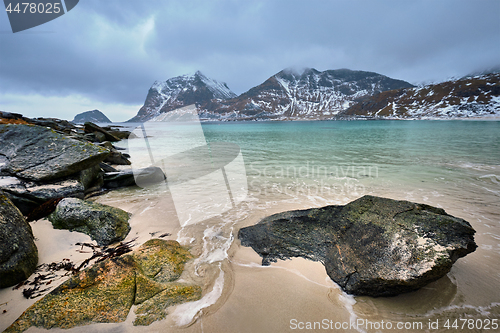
[
  {"xmin": 114, "ymin": 119, "xmax": 500, "ymax": 332},
  {"xmin": 201, "ymin": 120, "xmax": 500, "ymax": 205}
]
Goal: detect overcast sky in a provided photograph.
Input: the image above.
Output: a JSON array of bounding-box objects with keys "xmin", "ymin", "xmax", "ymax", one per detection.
[{"xmin": 1, "ymin": 0, "xmax": 499, "ymax": 122}]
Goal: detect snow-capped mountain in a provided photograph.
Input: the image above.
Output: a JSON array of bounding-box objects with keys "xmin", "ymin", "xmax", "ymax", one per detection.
[
  {"xmin": 340, "ymin": 73, "xmax": 500, "ymax": 119},
  {"xmin": 128, "ymin": 68, "xmax": 415, "ymax": 122},
  {"xmin": 128, "ymin": 71, "xmax": 236, "ymax": 122},
  {"xmin": 216, "ymin": 68, "xmax": 415, "ymax": 120}
]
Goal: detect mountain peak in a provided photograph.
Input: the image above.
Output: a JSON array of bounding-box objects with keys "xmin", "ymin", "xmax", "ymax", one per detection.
[{"xmin": 129, "ymin": 72, "xmax": 237, "ymax": 122}]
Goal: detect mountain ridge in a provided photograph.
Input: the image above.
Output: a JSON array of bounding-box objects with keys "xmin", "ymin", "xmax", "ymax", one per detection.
[
  {"xmin": 128, "ymin": 68, "xmax": 415, "ymax": 122},
  {"xmin": 339, "ymin": 72, "xmax": 500, "ymax": 119},
  {"xmin": 128, "ymin": 68, "xmax": 500, "ymax": 122}
]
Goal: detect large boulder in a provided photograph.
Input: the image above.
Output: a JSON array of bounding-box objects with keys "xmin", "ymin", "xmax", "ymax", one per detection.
[
  {"xmin": 0, "ymin": 124, "xmax": 109, "ymax": 182},
  {"xmin": 5, "ymin": 239, "xmax": 201, "ymax": 332},
  {"xmin": 0, "ymin": 191, "xmax": 38, "ymax": 288},
  {"xmin": 239, "ymin": 195, "xmax": 477, "ymax": 297},
  {"xmin": 48, "ymin": 198, "xmax": 131, "ymax": 246}
]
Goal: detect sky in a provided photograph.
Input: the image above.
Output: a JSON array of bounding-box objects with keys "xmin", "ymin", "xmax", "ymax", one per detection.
[{"xmin": 0, "ymin": 0, "xmax": 499, "ymax": 122}]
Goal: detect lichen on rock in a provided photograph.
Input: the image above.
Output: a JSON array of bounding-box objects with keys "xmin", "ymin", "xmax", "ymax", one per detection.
[
  {"xmin": 239, "ymin": 195, "xmax": 477, "ymax": 297},
  {"xmin": 48, "ymin": 197, "xmax": 131, "ymax": 246},
  {"xmin": 4, "ymin": 239, "xmax": 201, "ymax": 333}
]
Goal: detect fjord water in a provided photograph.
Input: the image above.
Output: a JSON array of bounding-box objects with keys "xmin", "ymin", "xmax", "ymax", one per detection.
[
  {"xmin": 3, "ymin": 120, "xmax": 498, "ymax": 333},
  {"xmin": 108, "ymin": 120, "xmax": 499, "ymax": 333}
]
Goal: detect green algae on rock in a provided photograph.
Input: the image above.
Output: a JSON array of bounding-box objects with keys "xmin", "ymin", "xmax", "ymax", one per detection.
[
  {"xmin": 134, "ymin": 283, "xmax": 202, "ymax": 326},
  {"xmin": 4, "ymin": 239, "xmax": 201, "ymax": 332},
  {"xmin": 48, "ymin": 197, "xmax": 131, "ymax": 246},
  {"xmin": 239, "ymin": 195, "xmax": 477, "ymax": 297}
]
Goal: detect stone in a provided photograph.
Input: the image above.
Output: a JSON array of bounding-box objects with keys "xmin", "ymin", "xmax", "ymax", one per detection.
[
  {"xmin": 238, "ymin": 195, "xmax": 477, "ymax": 297},
  {"xmin": 93, "ymin": 131, "xmax": 106, "ymax": 142},
  {"xmin": 84, "ymin": 122, "xmax": 120, "ymax": 142},
  {"xmin": 0, "ymin": 190, "xmax": 38, "ymax": 288},
  {"xmin": 103, "ymin": 167, "xmax": 165, "ymax": 189},
  {"xmin": 5, "ymin": 239, "xmax": 201, "ymax": 332},
  {"xmin": 0, "ymin": 124, "xmax": 109, "ymax": 182},
  {"xmin": 29, "ymin": 118, "xmax": 77, "ymax": 134},
  {"xmin": 108, "ymin": 130, "xmax": 132, "ymax": 140},
  {"xmin": 5, "ymin": 255, "xmax": 137, "ymax": 333},
  {"xmin": 99, "ymin": 162, "xmax": 118, "ymax": 173},
  {"xmin": 0, "ymin": 177, "xmax": 84, "ymax": 215},
  {"xmin": 104, "ymin": 150, "xmax": 132, "ymax": 165},
  {"xmin": 48, "ymin": 198, "xmax": 131, "ymax": 246},
  {"xmin": 78, "ymin": 164, "xmax": 103, "ymax": 193},
  {"xmin": 134, "ymin": 239, "xmax": 194, "ymax": 283}
]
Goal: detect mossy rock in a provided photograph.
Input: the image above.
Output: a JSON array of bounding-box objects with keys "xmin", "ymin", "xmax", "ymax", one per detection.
[
  {"xmin": 48, "ymin": 198, "xmax": 130, "ymax": 246},
  {"xmin": 134, "ymin": 283, "xmax": 202, "ymax": 326},
  {"xmin": 134, "ymin": 239, "xmax": 193, "ymax": 282},
  {"xmin": 239, "ymin": 195, "xmax": 477, "ymax": 297},
  {"xmin": 0, "ymin": 190, "xmax": 38, "ymax": 288},
  {"xmin": 5, "ymin": 239, "xmax": 201, "ymax": 332}
]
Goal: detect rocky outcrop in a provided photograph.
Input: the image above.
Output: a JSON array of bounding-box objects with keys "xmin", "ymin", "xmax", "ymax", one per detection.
[
  {"xmin": 5, "ymin": 239, "xmax": 201, "ymax": 332},
  {"xmin": 48, "ymin": 198, "xmax": 131, "ymax": 246},
  {"xmin": 0, "ymin": 191, "xmax": 38, "ymax": 288},
  {"xmin": 0, "ymin": 124, "xmax": 109, "ymax": 182},
  {"xmin": 239, "ymin": 195, "xmax": 477, "ymax": 297}
]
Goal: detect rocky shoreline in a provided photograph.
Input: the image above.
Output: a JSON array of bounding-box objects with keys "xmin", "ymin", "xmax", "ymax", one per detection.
[
  {"xmin": 1, "ymin": 111, "xmax": 202, "ymax": 332},
  {"xmin": 0, "ymin": 111, "xmax": 480, "ymax": 331}
]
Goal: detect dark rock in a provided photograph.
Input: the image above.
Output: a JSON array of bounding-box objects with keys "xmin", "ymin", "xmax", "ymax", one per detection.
[
  {"xmin": 98, "ymin": 141, "xmax": 114, "ymax": 150},
  {"xmin": 78, "ymin": 164, "xmax": 103, "ymax": 193},
  {"xmin": 0, "ymin": 190, "xmax": 38, "ymax": 288},
  {"xmin": 83, "ymin": 133, "xmax": 99, "ymax": 142},
  {"xmin": 84, "ymin": 122, "xmax": 120, "ymax": 142},
  {"xmin": 29, "ymin": 118, "xmax": 76, "ymax": 134},
  {"xmin": 0, "ymin": 177, "xmax": 84, "ymax": 215},
  {"xmin": 99, "ymin": 162, "xmax": 118, "ymax": 173},
  {"xmin": 0, "ymin": 111, "xmax": 26, "ymax": 121},
  {"xmin": 103, "ymin": 167, "xmax": 166, "ymax": 189},
  {"xmin": 104, "ymin": 150, "xmax": 131, "ymax": 165},
  {"xmin": 0, "ymin": 124, "xmax": 109, "ymax": 182},
  {"xmin": 93, "ymin": 131, "xmax": 106, "ymax": 142},
  {"xmin": 108, "ymin": 130, "xmax": 132, "ymax": 140},
  {"xmin": 5, "ymin": 239, "xmax": 201, "ymax": 332},
  {"xmin": 238, "ymin": 195, "xmax": 477, "ymax": 297},
  {"xmin": 48, "ymin": 198, "xmax": 131, "ymax": 246}
]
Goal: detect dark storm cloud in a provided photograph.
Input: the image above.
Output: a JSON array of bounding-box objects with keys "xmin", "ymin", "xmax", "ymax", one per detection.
[{"xmin": 0, "ymin": 0, "xmax": 499, "ymax": 120}]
